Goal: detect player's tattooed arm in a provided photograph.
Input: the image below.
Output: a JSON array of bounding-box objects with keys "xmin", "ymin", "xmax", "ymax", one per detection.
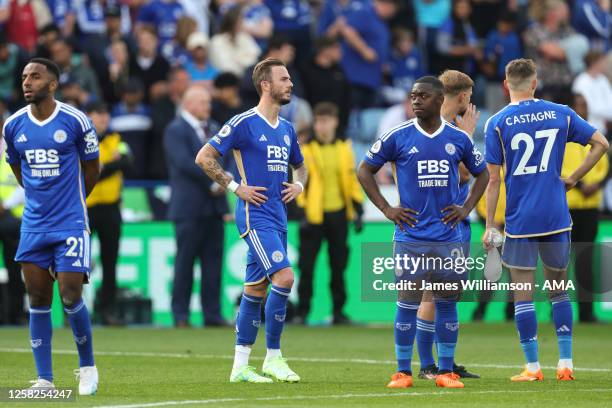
[
  {"xmin": 357, "ymin": 161, "xmax": 418, "ymax": 230},
  {"xmin": 9, "ymin": 164, "xmax": 22, "ymax": 187},
  {"xmin": 562, "ymin": 131, "xmax": 610, "ymax": 190},
  {"xmin": 82, "ymin": 158, "xmax": 100, "ymax": 197},
  {"xmin": 282, "ymin": 162, "xmax": 307, "ymax": 203},
  {"xmin": 196, "ymin": 144, "xmax": 233, "ymax": 186},
  {"xmin": 196, "ymin": 144, "xmax": 268, "ymax": 206}
]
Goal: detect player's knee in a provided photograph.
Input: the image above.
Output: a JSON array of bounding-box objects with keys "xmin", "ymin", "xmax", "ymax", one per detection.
[
  {"xmin": 59, "ymin": 286, "xmax": 82, "ymax": 307},
  {"xmin": 271, "ymin": 268, "xmax": 294, "ymax": 289},
  {"xmin": 27, "ymin": 290, "xmax": 52, "ymax": 308},
  {"xmin": 244, "ymin": 282, "xmax": 267, "ymax": 298}
]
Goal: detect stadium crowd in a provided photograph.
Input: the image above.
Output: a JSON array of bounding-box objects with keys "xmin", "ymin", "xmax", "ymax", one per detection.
[{"xmin": 0, "ymin": 0, "xmax": 611, "ymax": 326}]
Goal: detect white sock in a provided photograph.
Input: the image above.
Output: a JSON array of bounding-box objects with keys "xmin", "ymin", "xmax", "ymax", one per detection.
[
  {"xmin": 266, "ymin": 348, "xmax": 282, "ymax": 360},
  {"xmin": 558, "ymin": 359, "xmax": 573, "ymax": 369},
  {"xmin": 526, "ymin": 362, "xmax": 541, "ymax": 372},
  {"xmin": 233, "ymin": 345, "xmax": 251, "ymax": 369}
]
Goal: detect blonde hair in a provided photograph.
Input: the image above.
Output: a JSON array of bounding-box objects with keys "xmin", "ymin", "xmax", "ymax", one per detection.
[
  {"xmin": 505, "ymin": 58, "xmax": 537, "ymax": 91},
  {"xmin": 438, "ymin": 70, "xmax": 474, "ymax": 95}
]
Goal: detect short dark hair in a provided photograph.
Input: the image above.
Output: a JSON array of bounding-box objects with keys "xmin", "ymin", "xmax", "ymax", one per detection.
[
  {"xmin": 584, "ymin": 50, "xmax": 605, "ymax": 69},
  {"xmin": 266, "ymin": 34, "xmax": 292, "ymax": 53},
  {"xmin": 252, "ymin": 58, "xmax": 286, "ymax": 96},
  {"xmin": 214, "ymin": 72, "xmax": 240, "ymax": 89},
  {"xmin": 85, "ymin": 100, "xmax": 108, "ymax": 113},
  {"xmin": 40, "ymin": 23, "xmax": 60, "ymax": 36},
  {"xmin": 28, "ymin": 58, "xmax": 61, "ymax": 80},
  {"xmin": 314, "ymin": 36, "xmax": 339, "ymax": 53},
  {"xmin": 314, "ymin": 102, "xmax": 339, "ymax": 117},
  {"xmin": 414, "ymin": 76, "xmax": 444, "ymax": 94}
]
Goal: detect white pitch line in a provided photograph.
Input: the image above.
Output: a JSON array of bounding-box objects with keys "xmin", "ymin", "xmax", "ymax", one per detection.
[
  {"xmin": 93, "ymin": 389, "xmax": 612, "ymax": 408},
  {"xmin": 1, "ymin": 347, "xmax": 611, "ymax": 372}
]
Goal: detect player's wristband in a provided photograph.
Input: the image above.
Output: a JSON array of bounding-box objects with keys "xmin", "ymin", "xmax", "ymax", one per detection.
[
  {"xmin": 295, "ymin": 181, "xmax": 304, "ymax": 192},
  {"xmin": 227, "ymin": 180, "xmax": 239, "ymax": 193}
]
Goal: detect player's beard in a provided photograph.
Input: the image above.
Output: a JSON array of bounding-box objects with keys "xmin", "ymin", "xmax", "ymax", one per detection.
[
  {"xmin": 25, "ymin": 85, "xmax": 51, "ymax": 104},
  {"xmin": 271, "ymin": 87, "xmax": 292, "ymax": 106}
]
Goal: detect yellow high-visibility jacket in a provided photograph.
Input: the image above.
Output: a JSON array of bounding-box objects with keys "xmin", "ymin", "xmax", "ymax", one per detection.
[
  {"xmin": 562, "ymin": 143, "xmax": 609, "ymax": 209},
  {"xmin": 297, "ymin": 139, "xmax": 363, "ymax": 224}
]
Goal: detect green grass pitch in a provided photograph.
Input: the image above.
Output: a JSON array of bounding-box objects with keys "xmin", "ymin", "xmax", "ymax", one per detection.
[{"xmin": 1, "ymin": 323, "xmax": 611, "ymax": 407}]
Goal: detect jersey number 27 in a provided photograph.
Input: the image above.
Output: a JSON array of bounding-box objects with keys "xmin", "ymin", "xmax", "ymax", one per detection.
[{"xmin": 510, "ymin": 128, "xmax": 558, "ymax": 176}]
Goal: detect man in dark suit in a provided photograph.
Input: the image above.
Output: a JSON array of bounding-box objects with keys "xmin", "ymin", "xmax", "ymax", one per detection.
[{"xmin": 164, "ymin": 85, "xmax": 229, "ymax": 327}]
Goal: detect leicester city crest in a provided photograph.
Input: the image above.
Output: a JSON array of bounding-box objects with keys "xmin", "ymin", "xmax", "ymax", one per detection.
[
  {"xmin": 445, "ymin": 143, "xmax": 456, "ymax": 155},
  {"xmin": 53, "ymin": 129, "xmax": 67, "ymax": 143}
]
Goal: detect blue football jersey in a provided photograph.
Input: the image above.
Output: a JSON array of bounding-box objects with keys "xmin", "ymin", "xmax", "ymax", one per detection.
[
  {"xmin": 485, "ymin": 99, "xmax": 596, "ymax": 237},
  {"xmin": 2, "ymin": 102, "xmax": 100, "ymax": 232},
  {"xmin": 364, "ymin": 119, "xmax": 486, "ymax": 243},
  {"xmin": 207, "ymin": 108, "xmax": 304, "ymax": 236}
]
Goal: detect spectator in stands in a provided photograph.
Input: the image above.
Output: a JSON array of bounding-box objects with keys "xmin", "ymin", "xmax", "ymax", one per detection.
[
  {"xmin": 338, "ymin": 0, "xmax": 397, "ymax": 110},
  {"xmin": 0, "ymin": 0, "xmax": 51, "ymax": 53},
  {"xmin": 129, "ymin": 26, "xmax": 170, "ymax": 102},
  {"xmin": 178, "ymin": 0, "xmax": 210, "ymax": 35},
  {"xmin": 184, "ymin": 32, "xmax": 219, "ymax": 87},
  {"xmin": 162, "ymin": 15, "xmax": 197, "ymax": 67},
  {"xmin": 46, "ymin": 0, "xmax": 76, "ymax": 37},
  {"xmin": 377, "ymin": 90, "xmax": 414, "ymax": 139},
  {"xmin": 243, "ymin": 0, "xmax": 273, "ymax": 51},
  {"xmin": 317, "ymin": 0, "xmax": 366, "ymax": 37},
  {"xmin": 85, "ymin": 101, "xmax": 132, "ymax": 326},
  {"xmin": 136, "ymin": 0, "xmax": 184, "ymax": 49},
  {"xmin": 524, "ymin": 0, "xmax": 588, "ymax": 101},
  {"xmin": 211, "ymin": 72, "xmax": 246, "ymax": 125},
  {"xmin": 88, "ymin": 5, "xmax": 137, "ymax": 104},
  {"xmin": 107, "ymin": 40, "xmax": 131, "ymax": 104},
  {"xmin": 572, "ymin": 50, "xmax": 612, "ymax": 135},
  {"xmin": 435, "ymin": 0, "xmax": 480, "ymax": 76},
  {"xmin": 300, "ymin": 36, "xmax": 351, "ymax": 134},
  {"xmin": 383, "ymin": 28, "xmax": 425, "ymax": 106},
  {"xmin": 110, "ymin": 78, "xmax": 153, "ymax": 179},
  {"xmin": 34, "ymin": 23, "xmax": 61, "ymax": 60},
  {"xmin": 296, "ymin": 102, "xmax": 363, "ymax": 325},
  {"xmin": 150, "ymin": 66, "xmax": 191, "ymax": 180},
  {"xmin": 51, "ymin": 38, "xmax": 102, "ymax": 103},
  {"xmin": 165, "ymin": 86, "xmax": 228, "ymax": 328},
  {"xmin": 0, "ymin": 134, "xmax": 26, "ymax": 325},
  {"xmin": 0, "ymin": 33, "xmax": 25, "ymax": 110},
  {"xmin": 482, "ymin": 9, "xmax": 522, "ymax": 115},
  {"xmin": 241, "ymin": 35, "xmax": 302, "ymax": 106},
  {"xmin": 76, "ymin": 0, "xmax": 131, "ymax": 42},
  {"xmin": 562, "ymin": 93, "xmax": 610, "ymax": 322},
  {"xmin": 265, "ymin": 0, "xmax": 312, "ymax": 66},
  {"xmin": 209, "ymin": 5, "xmax": 260, "ymax": 77},
  {"xmin": 59, "ymin": 73, "xmax": 90, "ymax": 108},
  {"xmin": 413, "ymin": 0, "xmax": 451, "ymax": 70},
  {"xmin": 572, "ymin": 0, "xmax": 612, "ymax": 52}
]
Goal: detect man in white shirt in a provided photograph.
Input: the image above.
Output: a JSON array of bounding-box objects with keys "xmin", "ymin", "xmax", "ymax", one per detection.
[{"xmin": 572, "ymin": 50, "xmax": 612, "ymax": 135}]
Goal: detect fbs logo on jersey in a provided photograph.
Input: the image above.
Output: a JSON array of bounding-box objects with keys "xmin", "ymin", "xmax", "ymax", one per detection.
[
  {"xmin": 417, "ymin": 160, "xmax": 449, "ymax": 188},
  {"xmin": 267, "ymin": 146, "xmax": 289, "ymax": 173},
  {"xmin": 84, "ymin": 131, "xmax": 99, "ymax": 155},
  {"xmin": 25, "ymin": 149, "xmax": 60, "ymax": 178}
]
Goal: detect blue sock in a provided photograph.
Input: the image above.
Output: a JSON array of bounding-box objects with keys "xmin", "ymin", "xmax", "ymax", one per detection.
[
  {"xmin": 265, "ymin": 286, "xmax": 291, "ymax": 350},
  {"xmin": 551, "ymin": 292, "xmax": 573, "ymax": 360},
  {"xmin": 29, "ymin": 306, "xmax": 53, "ymax": 381},
  {"xmin": 64, "ymin": 299, "xmax": 94, "ymax": 367},
  {"xmin": 434, "ymin": 299, "xmax": 459, "ymax": 373},
  {"xmin": 236, "ymin": 294, "xmax": 263, "ymax": 346},
  {"xmin": 394, "ymin": 302, "xmax": 418, "ymax": 374},
  {"xmin": 416, "ymin": 318, "xmax": 436, "ymax": 369},
  {"xmin": 514, "ymin": 301, "xmax": 538, "ymax": 364}
]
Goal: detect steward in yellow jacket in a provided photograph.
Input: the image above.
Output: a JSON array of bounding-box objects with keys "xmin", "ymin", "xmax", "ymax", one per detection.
[{"xmin": 295, "ymin": 102, "xmax": 363, "ymax": 324}]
